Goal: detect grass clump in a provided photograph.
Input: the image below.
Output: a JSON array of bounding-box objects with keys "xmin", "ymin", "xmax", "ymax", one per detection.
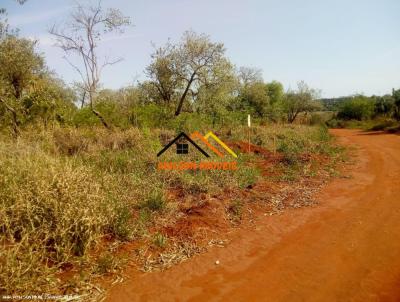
[
  {"xmin": 95, "ymin": 252, "xmax": 123, "ymax": 274},
  {"xmin": 237, "ymin": 166, "xmax": 260, "ymax": 188},
  {"xmin": 228, "ymin": 199, "xmax": 243, "ymax": 221},
  {"xmin": 140, "ymin": 190, "xmax": 166, "ymax": 212},
  {"xmin": 152, "ymin": 233, "xmax": 168, "ymax": 249},
  {"xmin": 109, "ymin": 204, "xmax": 134, "ymax": 241}
]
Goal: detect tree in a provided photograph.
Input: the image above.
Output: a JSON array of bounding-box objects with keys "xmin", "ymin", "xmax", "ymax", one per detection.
[
  {"xmin": 265, "ymin": 81, "xmax": 284, "ymax": 105},
  {"xmin": 392, "ymin": 89, "xmax": 400, "ymax": 121},
  {"xmin": 145, "ymin": 42, "xmax": 179, "ymax": 105},
  {"xmin": 71, "ymin": 81, "xmax": 87, "ymax": 109},
  {"xmin": 374, "ymin": 95, "xmax": 394, "ymax": 117},
  {"xmin": 239, "ymin": 82, "xmax": 269, "ymax": 117},
  {"xmin": 22, "ymin": 74, "xmax": 76, "ymax": 127},
  {"xmin": 283, "ymin": 81, "xmax": 321, "ymax": 123},
  {"xmin": 0, "ymin": 36, "xmax": 45, "ymax": 136},
  {"xmin": 195, "ymin": 60, "xmax": 237, "ymax": 126},
  {"xmin": 235, "ymin": 73, "xmax": 284, "ymax": 121},
  {"xmin": 146, "ymin": 31, "xmax": 227, "ymax": 116},
  {"xmin": 50, "ymin": 1, "xmax": 131, "ymax": 129},
  {"xmin": 337, "ymin": 95, "xmax": 375, "ymax": 121},
  {"xmin": 237, "ymin": 66, "xmax": 263, "ymax": 87}
]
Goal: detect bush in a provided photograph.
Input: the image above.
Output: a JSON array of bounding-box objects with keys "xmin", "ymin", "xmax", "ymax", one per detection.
[
  {"xmin": 367, "ymin": 118, "xmax": 397, "ymax": 131},
  {"xmin": 337, "ymin": 96, "xmax": 374, "ymax": 121},
  {"xmin": 325, "ymin": 118, "xmax": 344, "ymax": 128},
  {"xmin": 237, "ymin": 166, "xmax": 260, "ymax": 188}
]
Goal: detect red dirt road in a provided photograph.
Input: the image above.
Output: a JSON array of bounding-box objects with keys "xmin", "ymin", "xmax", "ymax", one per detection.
[{"xmin": 106, "ymin": 129, "xmax": 400, "ymax": 302}]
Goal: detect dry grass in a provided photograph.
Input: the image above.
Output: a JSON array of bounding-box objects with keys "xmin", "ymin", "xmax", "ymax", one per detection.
[
  {"xmin": 0, "ymin": 141, "xmax": 135, "ymax": 294},
  {"xmin": 0, "ymin": 124, "xmax": 341, "ymax": 296},
  {"xmin": 0, "ymin": 126, "xmax": 258, "ymax": 295}
]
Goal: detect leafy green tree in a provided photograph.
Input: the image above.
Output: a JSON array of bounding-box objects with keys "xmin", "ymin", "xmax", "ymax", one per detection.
[
  {"xmin": 392, "ymin": 89, "xmax": 400, "ymax": 121},
  {"xmin": 234, "ymin": 67, "xmax": 285, "ymax": 121},
  {"xmin": 374, "ymin": 95, "xmax": 394, "ymax": 117},
  {"xmin": 22, "ymin": 75, "xmax": 76, "ymax": 126},
  {"xmin": 265, "ymin": 81, "xmax": 284, "ymax": 105},
  {"xmin": 146, "ymin": 31, "xmax": 227, "ymax": 116},
  {"xmin": 195, "ymin": 60, "xmax": 237, "ymax": 126},
  {"xmin": 239, "ymin": 81, "xmax": 270, "ymax": 117},
  {"xmin": 337, "ymin": 95, "xmax": 375, "ymax": 121},
  {"xmin": 282, "ymin": 81, "xmax": 321, "ymax": 123},
  {"xmin": 0, "ymin": 36, "xmax": 45, "ymax": 135},
  {"xmin": 145, "ymin": 43, "xmax": 179, "ymax": 105}
]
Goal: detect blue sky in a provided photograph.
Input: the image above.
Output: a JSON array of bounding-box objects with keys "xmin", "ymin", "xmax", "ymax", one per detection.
[{"xmin": 3, "ymin": 0, "xmax": 400, "ymax": 97}]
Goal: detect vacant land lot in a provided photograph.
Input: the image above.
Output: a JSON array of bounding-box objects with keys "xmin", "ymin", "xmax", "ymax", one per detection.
[
  {"xmin": 106, "ymin": 129, "xmax": 400, "ymax": 302},
  {"xmin": 0, "ymin": 124, "xmax": 345, "ymax": 298}
]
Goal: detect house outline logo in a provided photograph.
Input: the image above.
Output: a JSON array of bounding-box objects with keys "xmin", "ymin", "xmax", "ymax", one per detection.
[
  {"xmin": 157, "ymin": 132, "xmax": 210, "ymax": 157},
  {"xmin": 157, "ymin": 131, "xmax": 237, "ymax": 158}
]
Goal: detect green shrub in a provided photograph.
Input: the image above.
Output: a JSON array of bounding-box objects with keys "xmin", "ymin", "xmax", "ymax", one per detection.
[
  {"xmin": 367, "ymin": 118, "xmax": 397, "ymax": 131},
  {"xmin": 326, "ymin": 118, "xmax": 344, "ymax": 128},
  {"xmin": 337, "ymin": 96, "xmax": 375, "ymax": 121},
  {"xmin": 109, "ymin": 204, "xmax": 134, "ymax": 241},
  {"xmin": 237, "ymin": 166, "xmax": 260, "ymax": 188}
]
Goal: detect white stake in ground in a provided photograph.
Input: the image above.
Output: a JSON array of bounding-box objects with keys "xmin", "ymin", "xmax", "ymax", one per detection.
[{"xmin": 247, "ymin": 114, "xmax": 251, "ymax": 153}]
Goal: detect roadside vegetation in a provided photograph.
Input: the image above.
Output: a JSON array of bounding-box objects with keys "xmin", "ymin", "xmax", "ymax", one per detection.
[
  {"xmin": 323, "ymin": 92, "xmax": 400, "ymax": 132},
  {"xmin": 0, "ymin": 123, "xmax": 342, "ymax": 296}
]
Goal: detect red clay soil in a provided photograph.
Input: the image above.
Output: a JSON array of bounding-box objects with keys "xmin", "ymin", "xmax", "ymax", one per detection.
[
  {"xmin": 106, "ymin": 129, "xmax": 400, "ymax": 302},
  {"xmin": 163, "ymin": 200, "xmax": 230, "ymax": 239}
]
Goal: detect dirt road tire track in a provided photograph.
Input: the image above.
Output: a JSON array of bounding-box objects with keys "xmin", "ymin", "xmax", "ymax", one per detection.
[{"xmin": 106, "ymin": 129, "xmax": 400, "ymax": 302}]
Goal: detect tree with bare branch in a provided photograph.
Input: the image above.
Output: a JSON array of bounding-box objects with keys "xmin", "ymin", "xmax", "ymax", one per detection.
[
  {"xmin": 146, "ymin": 31, "xmax": 227, "ymax": 116},
  {"xmin": 49, "ymin": 1, "xmax": 130, "ymax": 129}
]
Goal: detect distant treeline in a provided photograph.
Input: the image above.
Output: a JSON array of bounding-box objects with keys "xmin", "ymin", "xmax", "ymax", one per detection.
[{"xmin": 319, "ymin": 91, "xmax": 400, "ymax": 122}]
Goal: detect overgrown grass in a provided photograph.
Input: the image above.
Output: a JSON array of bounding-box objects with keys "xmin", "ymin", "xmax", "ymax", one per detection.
[
  {"xmin": 0, "ymin": 123, "xmax": 340, "ymax": 295},
  {"xmin": 231, "ymin": 124, "xmax": 345, "ymax": 181},
  {"xmin": 326, "ymin": 117, "xmax": 400, "ymax": 132},
  {"xmin": 0, "ymin": 144, "xmax": 131, "ymax": 294}
]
